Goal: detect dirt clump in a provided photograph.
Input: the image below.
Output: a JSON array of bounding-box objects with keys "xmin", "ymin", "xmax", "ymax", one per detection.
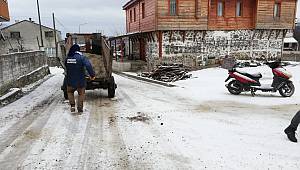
[{"xmin": 127, "ymin": 112, "xmax": 151, "ymax": 123}]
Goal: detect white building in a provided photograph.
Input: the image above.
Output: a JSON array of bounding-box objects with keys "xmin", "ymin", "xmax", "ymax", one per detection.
[{"xmin": 0, "ymin": 19, "xmax": 62, "ymax": 57}]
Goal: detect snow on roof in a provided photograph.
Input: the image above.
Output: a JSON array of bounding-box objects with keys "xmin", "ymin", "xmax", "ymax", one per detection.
[
  {"xmin": 0, "ymin": 20, "xmax": 61, "ymax": 33},
  {"xmin": 284, "ymin": 37, "xmax": 298, "ymax": 43}
]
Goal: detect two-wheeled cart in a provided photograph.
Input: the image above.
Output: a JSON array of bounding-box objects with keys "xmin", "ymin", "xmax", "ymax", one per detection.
[{"xmin": 61, "ymin": 33, "xmax": 117, "ymax": 99}]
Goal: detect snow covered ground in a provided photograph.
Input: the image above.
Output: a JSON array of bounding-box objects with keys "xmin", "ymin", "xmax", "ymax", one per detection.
[
  {"xmin": 0, "ymin": 65, "xmax": 299, "ymax": 169},
  {"xmin": 173, "ymin": 63, "xmax": 300, "ymax": 105}
]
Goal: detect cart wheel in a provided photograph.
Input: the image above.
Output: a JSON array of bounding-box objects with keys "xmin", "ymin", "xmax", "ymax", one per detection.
[{"xmin": 108, "ymin": 77, "xmax": 116, "ymax": 98}]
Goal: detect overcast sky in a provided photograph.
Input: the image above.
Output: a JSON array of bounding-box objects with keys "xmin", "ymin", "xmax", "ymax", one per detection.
[
  {"xmin": 6, "ymin": 0, "xmax": 128, "ymax": 36},
  {"xmin": 5, "ymin": 0, "xmax": 300, "ymax": 37}
]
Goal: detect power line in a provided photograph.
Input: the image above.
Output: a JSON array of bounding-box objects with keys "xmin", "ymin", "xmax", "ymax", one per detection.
[{"xmin": 54, "ymin": 17, "xmax": 71, "ymax": 33}]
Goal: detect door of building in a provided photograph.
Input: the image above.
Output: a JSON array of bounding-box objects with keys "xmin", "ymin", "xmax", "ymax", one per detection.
[{"xmin": 139, "ymin": 38, "xmax": 146, "ymax": 61}]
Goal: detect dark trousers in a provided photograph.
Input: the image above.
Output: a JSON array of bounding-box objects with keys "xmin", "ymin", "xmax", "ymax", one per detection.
[
  {"xmin": 290, "ymin": 110, "xmax": 300, "ymax": 130},
  {"xmin": 67, "ymin": 86, "xmax": 85, "ymax": 110}
]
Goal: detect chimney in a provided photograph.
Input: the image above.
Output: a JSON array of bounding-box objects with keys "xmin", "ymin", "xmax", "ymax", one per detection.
[{"xmin": 29, "ymin": 18, "xmax": 34, "ymax": 22}]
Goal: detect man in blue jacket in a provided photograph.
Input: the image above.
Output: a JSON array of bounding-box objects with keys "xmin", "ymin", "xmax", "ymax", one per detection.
[{"xmin": 65, "ymin": 44, "xmax": 95, "ymax": 113}]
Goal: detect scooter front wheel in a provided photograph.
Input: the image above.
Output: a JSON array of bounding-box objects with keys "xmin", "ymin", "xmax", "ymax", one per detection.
[
  {"xmin": 279, "ymin": 82, "xmax": 295, "ymax": 97},
  {"xmin": 227, "ymin": 80, "xmax": 243, "ymax": 95}
]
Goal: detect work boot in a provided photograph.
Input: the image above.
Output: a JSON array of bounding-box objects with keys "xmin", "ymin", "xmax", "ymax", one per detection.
[
  {"xmin": 77, "ymin": 107, "xmax": 83, "ymax": 113},
  {"xmin": 284, "ymin": 126, "xmax": 297, "ymax": 143},
  {"xmin": 70, "ymin": 104, "xmax": 76, "ymax": 113}
]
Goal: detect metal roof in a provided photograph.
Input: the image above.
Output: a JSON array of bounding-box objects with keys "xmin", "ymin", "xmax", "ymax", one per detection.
[
  {"xmin": 284, "ymin": 37, "xmax": 298, "ymax": 43},
  {"xmin": 1, "ymin": 20, "xmax": 61, "ymax": 33},
  {"xmin": 123, "ymin": 0, "xmax": 140, "ymax": 10}
]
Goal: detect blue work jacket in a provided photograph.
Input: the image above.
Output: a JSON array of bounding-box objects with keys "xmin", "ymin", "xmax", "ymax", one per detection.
[{"xmin": 65, "ymin": 52, "xmax": 95, "ymax": 88}]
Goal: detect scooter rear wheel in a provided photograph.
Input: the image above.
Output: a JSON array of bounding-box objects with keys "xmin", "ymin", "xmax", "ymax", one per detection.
[
  {"xmin": 227, "ymin": 80, "xmax": 243, "ymax": 95},
  {"xmin": 279, "ymin": 82, "xmax": 295, "ymax": 97}
]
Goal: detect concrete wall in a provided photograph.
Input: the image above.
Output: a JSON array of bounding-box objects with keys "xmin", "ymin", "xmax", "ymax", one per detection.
[
  {"xmin": 145, "ymin": 29, "xmax": 285, "ymax": 69},
  {"xmin": 282, "ymin": 51, "xmax": 300, "ymax": 62},
  {"xmin": 0, "ymin": 51, "xmax": 49, "ymax": 95},
  {"xmin": 0, "ymin": 20, "xmax": 62, "ymax": 57}
]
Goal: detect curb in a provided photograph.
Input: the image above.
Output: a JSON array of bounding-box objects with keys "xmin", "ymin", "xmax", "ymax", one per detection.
[
  {"xmin": 0, "ymin": 88, "xmax": 22, "ymax": 105},
  {"xmin": 114, "ymin": 71, "xmax": 176, "ymax": 87}
]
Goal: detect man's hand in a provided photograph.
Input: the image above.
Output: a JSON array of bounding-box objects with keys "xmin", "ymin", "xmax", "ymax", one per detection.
[{"xmin": 90, "ymin": 76, "xmax": 96, "ymax": 81}]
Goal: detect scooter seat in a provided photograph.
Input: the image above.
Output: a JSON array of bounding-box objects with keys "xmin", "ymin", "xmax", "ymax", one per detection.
[{"xmin": 237, "ymin": 71, "xmax": 262, "ymax": 79}]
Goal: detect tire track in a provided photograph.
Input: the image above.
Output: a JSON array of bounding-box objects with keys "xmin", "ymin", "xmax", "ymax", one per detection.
[
  {"xmin": 0, "ymin": 91, "xmax": 61, "ymax": 169},
  {"xmin": 78, "ymin": 91, "xmax": 130, "ymax": 169}
]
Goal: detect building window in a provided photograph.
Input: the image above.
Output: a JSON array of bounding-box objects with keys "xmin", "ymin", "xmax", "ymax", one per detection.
[
  {"xmin": 274, "ymin": 2, "xmax": 281, "ymax": 17},
  {"xmin": 45, "ymin": 31, "xmax": 54, "ymax": 38},
  {"xmin": 10, "ymin": 32, "xmax": 21, "ymax": 39},
  {"xmin": 130, "ymin": 10, "xmax": 132, "ymax": 23},
  {"xmin": 142, "ymin": 3, "xmax": 145, "ymax": 19},
  {"xmin": 134, "ymin": 8, "xmax": 136, "ymax": 22},
  {"xmin": 236, "ymin": 0, "xmax": 242, "ymax": 17},
  {"xmin": 45, "ymin": 47, "xmax": 56, "ymax": 57},
  {"xmin": 9, "ymin": 49, "xmax": 19, "ymax": 53},
  {"xmin": 170, "ymin": 0, "xmax": 177, "ymax": 16},
  {"xmin": 217, "ymin": 0, "xmax": 224, "ymax": 17}
]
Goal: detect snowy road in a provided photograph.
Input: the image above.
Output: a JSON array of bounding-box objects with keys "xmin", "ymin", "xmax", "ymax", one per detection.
[{"xmin": 0, "ymin": 66, "xmax": 300, "ymax": 169}]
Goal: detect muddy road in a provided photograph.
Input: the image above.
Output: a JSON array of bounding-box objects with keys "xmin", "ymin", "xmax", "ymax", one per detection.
[{"xmin": 0, "ymin": 70, "xmax": 299, "ymax": 169}]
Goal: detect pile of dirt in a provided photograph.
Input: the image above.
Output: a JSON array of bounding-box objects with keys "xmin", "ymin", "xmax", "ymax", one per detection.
[{"xmin": 127, "ymin": 112, "xmax": 151, "ymax": 123}]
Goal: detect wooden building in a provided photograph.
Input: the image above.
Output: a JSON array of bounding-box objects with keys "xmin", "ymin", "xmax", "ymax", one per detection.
[
  {"xmin": 113, "ymin": 0, "xmax": 297, "ymax": 68},
  {"xmin": 0, "ymin": 0, "xmax": 9, "ymax": 22}
]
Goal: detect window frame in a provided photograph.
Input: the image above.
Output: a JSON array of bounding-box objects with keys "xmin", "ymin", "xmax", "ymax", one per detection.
[
  {"xmin": 217, "ymin": 0, "xmax": 225, "ymax": 17},
  {"xmin": 130, "ymin": 10, "xmax": 133, "ymax": 23},
  {"xmin": 142, "ymin": 3, "xmax": 145, "ymax": 19},
  {"xmin": 169, "ymin": 0, "xmax": 178, "ymax": 16},
  {"xmin": 10, "ymin": 32, "xmax": 21, "ymax": 39},
  {"xmin": 134, "ymin": 8, "xmax": 136, "ymax": 22},
  {"xmin": 236, "ymin": 0, "xmax": 243, "ymax": 17},
  {"xmin": 273, "ymin": 2, "xmax": 281, "ymax": 18},
  {"xmin": 45, "ymin": 31, "xmax": 54, "ymax": 38}
]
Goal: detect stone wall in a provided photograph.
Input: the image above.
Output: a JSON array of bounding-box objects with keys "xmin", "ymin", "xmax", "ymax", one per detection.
[
  {"xmin": 282, "ymin": 51, "xmax": 300, "ymax": 62},
  {"xmin": 145, "ymin": 29, "xmax": 285, "ymax": 69},
  {"xmin": 47, "ymin": 57, "xmax": 61, "ymax": 67},
  {"xmin": 0, "ymin": 51, "xmax": 49, "ymax": 95}
]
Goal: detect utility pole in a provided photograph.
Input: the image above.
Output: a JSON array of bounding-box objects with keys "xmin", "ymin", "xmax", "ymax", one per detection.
[
  {"xmin": 37, "ymin": 0, "xmax": 44, "ymax": 48},
  {"xmin": 79, "ymin": 23, "xmax": 88, "ymax": 33},
  {"xmin": 52, "ymin": 13, "xmax": 58, "ymax": 58}
]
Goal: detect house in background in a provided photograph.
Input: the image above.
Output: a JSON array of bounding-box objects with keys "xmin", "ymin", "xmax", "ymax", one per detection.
[
  {"xmin": 112, "ymin": 0, "xmax": 297, "ymax": 68},
  {"xmin": 0, "ymin": 0, "xmax": 9, "ymax": 22},
  {"xmin": 283, "ymin": 30, "xmax": 298, "ymax": 51},
  {"xmin": 0, "ymin": 19, "xmax": 62, "ymax": 57}
]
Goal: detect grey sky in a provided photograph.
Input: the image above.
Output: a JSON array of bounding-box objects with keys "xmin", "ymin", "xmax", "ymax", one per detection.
[
  {"xmin": 7, "ymin": 0, "xmax": 128, "ymax": 36},
  {"xmin": 5, "ymin": 0, "xmax": 300, "ymax": 37}
]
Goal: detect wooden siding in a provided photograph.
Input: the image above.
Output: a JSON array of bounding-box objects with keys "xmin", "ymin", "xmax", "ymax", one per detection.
[
  {"xmin": 208, "ymin": 0, "xmax": 256, "ymax": 30},
  {"xmin": 123, "ymin": 0, "xmax": 297, "ymax": 33},
  {"xmin": 156, "ymin": 0, "xmax": 209, "ymax": 30},
  {"xmin": 256, "ymin": 0, "xmax": 296, "ymax": 29},
  {"xmin": 0, "ymin": 0, "xmax": 9, "ymax": 21},
  {"xmin": 125, "ymin": 0, "xmax": 156, "ymax": 33}
]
